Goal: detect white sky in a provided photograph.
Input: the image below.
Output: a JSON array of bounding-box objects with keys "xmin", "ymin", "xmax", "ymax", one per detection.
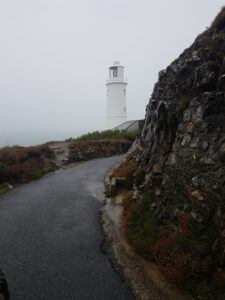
[{"xmin": 0, "ymin": 0, "xmax": 224, "ymax": 144}]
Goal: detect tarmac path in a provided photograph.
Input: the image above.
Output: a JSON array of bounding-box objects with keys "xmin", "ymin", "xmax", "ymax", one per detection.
[{"xmin": 0, "ymin": 156, "xmax": 133, "ymax": 300}]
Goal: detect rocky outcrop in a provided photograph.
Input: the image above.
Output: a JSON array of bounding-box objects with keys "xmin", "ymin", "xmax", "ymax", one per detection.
[
  {"xmin": 0, "ymin": 270, "xmax": 9, "ymax": 300},
  {"xmin": 137, "ymin": 7, "xmax": 225, "ymax": 251},
  {"xmin": 117, "ymin": 7, "xmax": 225, "ymax": 298}
]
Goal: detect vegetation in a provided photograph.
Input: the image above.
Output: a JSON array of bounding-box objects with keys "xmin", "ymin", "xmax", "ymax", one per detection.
[
  {"xmin": 111, "ymin": 7, "xmax": 225, "ymax": 299},
  {"xmin": 66, "ymin": 129, "xmax": 138, "ymax": 143},
  {"xmin": 124, "ymin": 191, "xmax": 159, "ymax": 258},
  {"xmin": 0, "ymin": 183, "xmax": 12, "ymax": 196},
  {"xmin": 120, "ymin": 189, "xmax": 225, "ymax": 299},
  {"xmin": 0, "ymin": 132, "xmax": 133, "ymax": 196},
  {"xmin": 110, "ymin": 150, "xmax": 139, "ymax": 180},
  {"xmin": 0, "ymin": 145, "xmax": 56, "ymax": 186}
]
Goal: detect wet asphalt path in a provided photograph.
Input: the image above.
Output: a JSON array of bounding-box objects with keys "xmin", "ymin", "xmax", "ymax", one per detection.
[{"xmin": 0, "ymin": 156, "xmax": 133, "ymax": 300}]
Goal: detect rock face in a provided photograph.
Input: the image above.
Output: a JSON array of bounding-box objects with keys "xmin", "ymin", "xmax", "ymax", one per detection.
[
  {"xmin": 128, "ymin": 7, "xmax": 225, "ymax": 275},
  {"xmin": 0, "ymin": 270, "xmax": 9, "ymax": 300}
]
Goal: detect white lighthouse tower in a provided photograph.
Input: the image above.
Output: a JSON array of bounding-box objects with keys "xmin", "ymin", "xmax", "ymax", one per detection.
[{"xmin": 106, "ymin": 61, "xmax": 127, "ymax": 129}]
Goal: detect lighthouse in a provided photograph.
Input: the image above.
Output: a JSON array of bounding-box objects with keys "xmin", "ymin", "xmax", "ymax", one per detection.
[{"xmin": 106, "ymin": 61, "xmax": 127, "ymax": 129}]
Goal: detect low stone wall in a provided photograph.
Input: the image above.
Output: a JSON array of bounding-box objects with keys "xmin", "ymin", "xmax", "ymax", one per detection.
[
  {"xmin": 0, "ymin": 140, "xmax": 132, "ymax": 195},
  {"xmin": 68, "ymin": 140, "xmax": 132, "ymax": 163}
]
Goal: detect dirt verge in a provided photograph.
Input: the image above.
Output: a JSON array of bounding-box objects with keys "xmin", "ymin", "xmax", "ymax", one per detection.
[{"xmin": 101, "ymin": 169, "xmax": 191, "ymax": 300}]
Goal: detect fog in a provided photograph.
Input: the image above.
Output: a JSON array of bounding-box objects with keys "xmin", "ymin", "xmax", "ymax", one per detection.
[{"xmin": 0, "ymin": 0, "xmax": 224, "ymax": 146}]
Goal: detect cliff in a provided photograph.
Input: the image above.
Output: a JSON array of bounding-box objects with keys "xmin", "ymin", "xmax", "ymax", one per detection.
[
  {"xmin": 114, "ymin": 7, "xmax": 225, "ymax": 299},
  {"xmin": 137, "ymin": 7, "xmax": 225, "ymax": 207}
]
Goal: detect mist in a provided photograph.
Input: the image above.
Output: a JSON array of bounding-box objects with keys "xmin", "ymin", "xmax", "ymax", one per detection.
[{"xmin": 0, "ymin": 0, "xmax": 224, "ymax": 146}]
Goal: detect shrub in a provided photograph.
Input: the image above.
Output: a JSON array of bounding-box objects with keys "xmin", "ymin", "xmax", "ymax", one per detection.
[
  {"xmin": 0, "ymin": 146, "xmax": 55, "ymax": 185},
  {"xmin": 125, "ymin": 191, "xmax": 159, "ymax": 258},
  {"xmin": 68, "ymin": 129, "xmax": 138, "ymax": 142},
  {"xmin": 122, "ymin": 188, "xmax": 219, "ymax": 296}
]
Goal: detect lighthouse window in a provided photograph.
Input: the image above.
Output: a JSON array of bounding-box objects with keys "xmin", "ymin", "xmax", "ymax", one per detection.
[
  {"xmin": 110, "ymin": 66, "xmax": 118, "ymax": 78},
  {"xmin": 113, "ymin": 68, "xmax": 117, "ymax": 77},
  {"xmin": 124, "ymin": 89, "xmax": 126, "ymax": 95}
]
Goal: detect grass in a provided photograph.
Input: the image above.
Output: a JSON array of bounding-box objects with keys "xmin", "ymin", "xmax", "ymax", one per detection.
[
  {"xmin": 101, "ymin": 199, "xmax": 107, "ymax": 206},
  {"xmin": 0, "ymin": 183, "xmax": 12, "ymax": 196},
  {"xmin": 124, "ymin": 191, "xmax": 159, "ymax": 258},
  {"xmin": 0, "ymin": 132, "xmax": 134, "ymax": 194},
  {"xmin": 104, "ymin": 189, "xmax": 115, "ymax": 198},
  {"xmin": 0, "ymin": 136, "xmax": 132, "ymax": 196},
  {"xmin": 66, "ymin": 129, "xmax": 138, "ymax": 142},
  {"xmin": 99, "ymin": 211, "xmax": 106, "ymax": 225},
  {"xmin": 120, "ymin": 190, "xmax": 222, "ymax": 298},
  {"xmin": 0, "ymin": 145, "xmax": 56, "ymax": 186}
]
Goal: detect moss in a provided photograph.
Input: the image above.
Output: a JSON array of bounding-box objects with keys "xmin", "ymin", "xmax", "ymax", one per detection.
[
  {"xmin": 0, "ymin": 188, "xmax": 7, "ymax": 197},
  {"xmin": 29, "ymin": 169, "xmax": 44, "ymax": 180},
  {"xmin": 104, "ymin": 185, "xmax": 117, "ymax": 198},
  {"xmin": 125, "ymin": 191, "xmax": 159, "ymax": 258},
  {"xmin": 101, "ymin": 199, "xmax": 107, "ymax": 206},
  {"xmin": 99, "ymin": 215, "xmax": 105, "ymax": 225}
]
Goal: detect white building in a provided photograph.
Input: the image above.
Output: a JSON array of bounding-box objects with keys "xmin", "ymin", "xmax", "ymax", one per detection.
[{"xmin": 106, "ymin": 61, "xmax": 127, "ymax": 129}]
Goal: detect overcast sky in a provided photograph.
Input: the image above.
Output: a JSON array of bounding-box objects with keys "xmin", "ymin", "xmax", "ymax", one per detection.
[{"xmin": 0, "ymin": 0, "xmax": 224, "ymax": 145}]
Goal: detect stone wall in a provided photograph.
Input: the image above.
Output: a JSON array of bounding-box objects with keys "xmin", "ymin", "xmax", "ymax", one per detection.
[{"xmin": 69, "ymin": 140, "xmax": 131, "ymax": 163}]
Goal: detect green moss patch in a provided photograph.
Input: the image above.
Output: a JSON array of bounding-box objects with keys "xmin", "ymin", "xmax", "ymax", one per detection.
[{"xmin": 122, "ymin": 190, "xmax": 223, "ymax": 298}]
